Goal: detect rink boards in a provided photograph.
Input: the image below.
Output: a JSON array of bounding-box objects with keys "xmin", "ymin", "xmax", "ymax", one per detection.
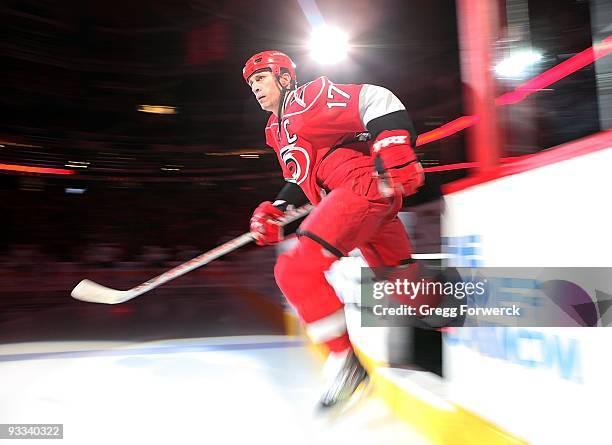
[{"xmin": 442, "ymin": 131, "xmax": 612, "ymax": 444}]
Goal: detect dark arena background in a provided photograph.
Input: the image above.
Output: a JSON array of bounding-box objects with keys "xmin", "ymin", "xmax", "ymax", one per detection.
[{"xmin": 1, "ymin": 0, "xmax": 610, "ymax": 443}]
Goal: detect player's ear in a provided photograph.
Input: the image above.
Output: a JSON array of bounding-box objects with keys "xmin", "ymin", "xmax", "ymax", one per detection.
[{"xmin": 279, "ymin": 73, "xmax": 293, "ymax": 89}]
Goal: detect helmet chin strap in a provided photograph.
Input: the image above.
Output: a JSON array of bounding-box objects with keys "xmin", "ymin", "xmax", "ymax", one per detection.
[{"xmin": 275, "ymin": 76, "xmax": 293, "ymax": 135}]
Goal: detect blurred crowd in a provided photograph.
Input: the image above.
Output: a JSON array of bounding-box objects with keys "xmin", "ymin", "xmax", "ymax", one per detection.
[{"xmin": 0, "ymin": 243, "xmax": 203, "ymax": 271}]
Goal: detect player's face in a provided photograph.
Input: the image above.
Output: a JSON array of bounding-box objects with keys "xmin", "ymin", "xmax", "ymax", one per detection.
[{"xmin": 248, "ymin": 71, "xmax": 281, "ymax": 113}]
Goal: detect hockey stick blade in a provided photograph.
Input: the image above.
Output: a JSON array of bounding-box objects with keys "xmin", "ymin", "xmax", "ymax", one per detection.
[
  {"xmin": 71, "ymin": 279, "xmax": 135, "ymax": 304},
  {"xmin": 71, "ymin": 203, "xmax": 313, "ymax": 304}
]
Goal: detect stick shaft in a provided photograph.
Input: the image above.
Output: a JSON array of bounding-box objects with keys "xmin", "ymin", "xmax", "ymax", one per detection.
[
  {"xmin": 131, "ymin": 204, "xmax": 312, "ymax": 295},
  {"xmin": 128, "ymin": 233, "xmax": 254, "ymax": 298}
]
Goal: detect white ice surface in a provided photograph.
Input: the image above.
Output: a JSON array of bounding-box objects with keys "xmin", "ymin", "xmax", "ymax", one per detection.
[{"xmin": 0, "ymin": 336, "xmax": 433, "ymax": 445}]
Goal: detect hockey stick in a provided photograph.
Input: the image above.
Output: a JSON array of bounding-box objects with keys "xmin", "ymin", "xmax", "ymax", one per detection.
[{"xmin": 71, "ymin": 204, "xmax": 313, "ymax": 304}]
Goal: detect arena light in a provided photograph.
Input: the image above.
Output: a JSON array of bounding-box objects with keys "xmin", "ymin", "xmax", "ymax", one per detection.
[
  {"xmin": 65, "ymin": 188, "xmax": 86, "ymax": 194},
  {"xmin": 65, "ymin": 161, "xmax": 89, "ymax": 169},
  {"xmin": 494, "ymin": 49, "xmax": 543, "ymax": 78},
  {"xmin": 138, "ymin": 105, "xmax": 177, "ymax": 115},
  {"xmin": 308, "ymin": 26, "xmax": 349, "ymax": 65}
]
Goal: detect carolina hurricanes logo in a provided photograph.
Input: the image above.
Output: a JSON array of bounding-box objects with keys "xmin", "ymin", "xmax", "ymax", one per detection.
[{"xmin": 280, "ymin": 144, "xmax": 310, "ymax": 185}]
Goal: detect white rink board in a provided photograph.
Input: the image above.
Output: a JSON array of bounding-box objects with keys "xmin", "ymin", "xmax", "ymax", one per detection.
[
  {"xmin": 443, "ymin": 147, "xmax": 612, "ymax": 268},
  {"xmin": 442, "ymin": 145, "xmax": 612, "ymax": 444}
]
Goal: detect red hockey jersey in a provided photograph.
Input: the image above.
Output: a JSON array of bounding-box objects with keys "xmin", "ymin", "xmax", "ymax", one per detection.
[{"xmin": 264, "ymin": 76, "xmax": 406, "ymax": 204}]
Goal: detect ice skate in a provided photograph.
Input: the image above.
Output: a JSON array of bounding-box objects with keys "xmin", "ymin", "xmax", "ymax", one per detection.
[{"xmin": 318, "ymin": 349, "xmax": 369, "ymax": 410}]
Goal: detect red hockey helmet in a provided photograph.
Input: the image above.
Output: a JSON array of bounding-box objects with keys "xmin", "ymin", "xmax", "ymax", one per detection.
[{"xmin": 243, "ymin": 50, "xmax": 296, "ymax": 84}]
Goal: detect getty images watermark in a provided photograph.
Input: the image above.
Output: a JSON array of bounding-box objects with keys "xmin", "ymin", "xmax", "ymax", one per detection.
[
  {"xmin": 371, "ymin": 277, "xmax": 519, "ymax": 318},
  {"xmin": 359, "ymin": 266, "xmax": 612, "ymax": 328}
]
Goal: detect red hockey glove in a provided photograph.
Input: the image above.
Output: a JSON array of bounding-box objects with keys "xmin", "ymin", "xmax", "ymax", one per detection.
[
  {"xmin": 250, "ymin": 201, "xmax": 285, "ymax": 246},
  {"xmin": 372, "ymin": 129, "xmax": 424, "ymax": 198}
]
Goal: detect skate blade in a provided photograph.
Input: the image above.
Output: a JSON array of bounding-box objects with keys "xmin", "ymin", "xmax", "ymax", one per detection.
[{"xmin": 315, "ymin": 376, "xmax": 371, "ymax": 419}]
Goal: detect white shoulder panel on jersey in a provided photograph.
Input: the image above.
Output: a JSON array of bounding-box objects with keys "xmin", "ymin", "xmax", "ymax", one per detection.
[{"xmin": 359, "ymin": 84, "xmax": 406, "ymax": 128}]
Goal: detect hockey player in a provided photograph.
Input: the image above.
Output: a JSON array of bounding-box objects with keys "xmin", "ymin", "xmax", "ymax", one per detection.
[{"xmin": 244, "ymin": 50, "xmax": 424, "ymax": 408}]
